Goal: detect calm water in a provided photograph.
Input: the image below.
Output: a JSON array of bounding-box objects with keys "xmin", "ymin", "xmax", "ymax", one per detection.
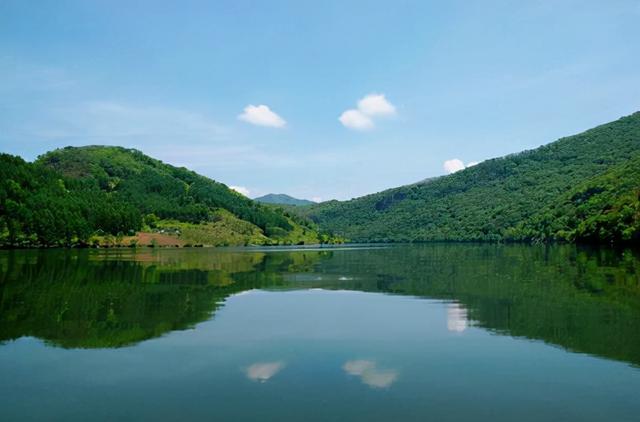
[{"xmin": 1, "ymin": 244, "xmax": 640, "ymax": 421}]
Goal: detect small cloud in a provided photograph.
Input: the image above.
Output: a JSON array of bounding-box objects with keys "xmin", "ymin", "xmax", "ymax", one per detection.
[
  {"xmin": 230, "ymin": 185, "xmax": 250, "ymax": 196},
  {"xmin": 339, "ymin": 93, "xmax": 396, "ymax": 131},
  {"xmin": 311, "ymin": 196, "xmax": 322, "ymax": 203},
  {"xmin": 238, "ymin": 104, "xmax": 286, "ymax": 128},
  {"xmin": 443, "ymin": 159, "xmax": 480, "ymax": 174},
  {"xmin": 443, "ymin": 159, "xmax": 466, "ymax": 174},
  {"xmin": 357, "ymin": 94, "xmax": 396, "ymax": 117},
  {"xmin": 339, "ymin": 109, "xmax": 374, "ymax": 131},
  {"xmin": 343, "ymin": 360, "xmax": 398, "ymax": 389},
  {"xmin": 245, "ymin": 361, "xmax": 285, "ymax": 382}
]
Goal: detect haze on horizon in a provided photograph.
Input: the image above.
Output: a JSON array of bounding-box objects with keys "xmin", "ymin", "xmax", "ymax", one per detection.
[{"xmin": 1, "ymin": 0, "xmax": 639, "ymax": 201}]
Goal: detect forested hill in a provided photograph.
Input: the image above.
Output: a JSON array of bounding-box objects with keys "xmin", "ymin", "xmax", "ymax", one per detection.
[
  {"xmin": 304, "ymin": 112, "xmax": 640, "ymax": 243},
  {"xmin": 0, "ymin": 146, "xmax": 326, "ymax": 247},
  {"xmin": 255, "ymin": 193, "xmax": 316, "ymax": 206}
]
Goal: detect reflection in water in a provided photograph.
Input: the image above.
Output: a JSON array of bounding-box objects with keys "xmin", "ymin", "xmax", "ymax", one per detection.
[
  {"xmin": 1, "ymin": 245, "xmax": 640, "ymax": 422},
  {"xmin": 343, "ymin": 360, "xmax": 398, "ymax": 389},
  {"xmin": 245, "ymin": 361, "xmax": 285, "ymax": 383},
  {"xmin": 447, "ymin": 303, "xmax": 469, "ymax": 333},
  {"xmin": 1, "ymin": 245, "xmax": 640, "ymax": 367},
  {"xmin": 0, "ymin": 249, "xmax": 325, "ymax": 348}
]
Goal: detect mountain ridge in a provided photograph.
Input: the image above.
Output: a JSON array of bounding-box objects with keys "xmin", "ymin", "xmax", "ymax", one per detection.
[
  {"xmin": 0, "ymin": 146, "xmax": 329, "ymax": 247},
  {"xmin": 1, "ymin": 112, "xmax": 639, "ymax": 246},
  {"xmin": 254, "ymin": 193, "xmax": 316, "ymax": 206},
  {"xmin": 301, "ymin": 111, "xmax": 640, "ymax": 243}
]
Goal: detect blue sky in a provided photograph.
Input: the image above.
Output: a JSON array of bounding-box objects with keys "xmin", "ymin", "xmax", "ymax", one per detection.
[{"xmin": 1, "ymin": 0, "xmax": 639, "ymax": 201}]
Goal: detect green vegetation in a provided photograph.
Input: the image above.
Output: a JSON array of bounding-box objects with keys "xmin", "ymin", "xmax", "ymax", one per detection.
[
  {"xmin": 2, "ymin": 112, "xmax": 639, "ymax": 246},
  {"xmin": 254, "ymin": 193, "xmax": 316, "ymax": 206},
  {"xmin": 0, "ymin": 146, "xmax": 331, "ymax": 247},
  {"xmin": 303, "ymin": 112, "xmax": 640, "ymax": 243},
  {"xmin": 0, "ymin": 153, "xmax": 141, "ymax": 247},
  {"xmin": 514, "ymin": 154, "xmax": 640, "ymax": 242}
]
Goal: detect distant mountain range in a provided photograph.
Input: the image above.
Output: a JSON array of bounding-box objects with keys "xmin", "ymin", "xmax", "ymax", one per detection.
[
  {"xmin": 1, "ymin": 112, "xmax": 638, "ymax": 247},
  {"xmin": 254, "ymin": 193, "xmax": 316, "ymax": 206}
]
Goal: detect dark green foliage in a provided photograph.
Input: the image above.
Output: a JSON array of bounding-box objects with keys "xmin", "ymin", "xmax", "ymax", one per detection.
[
  {"xmin": 511, "ymin": 155, "xmax": 640, "ymax": 242},
  {"xmin": 38, "ymin": 146, "xmax": 293, "ymax": 232},
  {"xmin": 0, "ymin": 154, "xmax": 141, "ymax": 246},
  {"xmin": 3, "ymin": 111, "xmax": 639, "ymax": 247},
  {"xmin": 304, "ymin": 112, "xmax": 640, "ymax": 243},
  {"xmin": 0, "ymin": 146, "xmax": 312, "ymax": 247}
]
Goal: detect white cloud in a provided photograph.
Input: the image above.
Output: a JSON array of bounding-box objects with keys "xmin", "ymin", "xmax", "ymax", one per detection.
[
  {"xmin": 339, "ymin": 93, "xmax": 396, "ymax": 130},
  {"xmin": 343, "ymin": 360, "xmax": 398, "ymax": 389},
  {"xmin": 230, "ymin": 185, "xmax": 250, "ymax": 196},
  {"xmin": 443, "ymin": 159, "xmax": 481, "ymax": 174},
  {"xmin": 357, "ymin": 94, "xmax": 396, "ymax": 117},
  {"xmin": 339, "ymin": 109, "xmax": 374, "ymax": 130},
  {"xmin": 311, "ymin": 196, "xmax": 322, "ymax": 203},
  {"xmin": 238, "ymin": 104, "xmax": 286, "ymax": 128},
  {"xmin": 443, "ymin": 158, "xmax": 466, "ymax": 174},
  {"xmin": 23, "ymin": 100, "xmax": 302, "ymax": 171},
  {"xmin": 245, "ymin": 361, "xmax": 285, "ymax": 382}
]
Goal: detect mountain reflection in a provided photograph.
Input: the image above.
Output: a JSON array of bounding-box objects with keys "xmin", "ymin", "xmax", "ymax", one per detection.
[
  {"xmin": 1, "ymin": 245, "xmax": 640, "ymax": 368},
  {"xmin": 0, "ymin": 249, "xmax": 325, "ymax": 348}
]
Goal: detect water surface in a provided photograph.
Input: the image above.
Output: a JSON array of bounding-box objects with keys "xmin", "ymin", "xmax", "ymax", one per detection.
[{"xmin": 1, "ymin": 244, "xmax": 639, "ymax": 421}]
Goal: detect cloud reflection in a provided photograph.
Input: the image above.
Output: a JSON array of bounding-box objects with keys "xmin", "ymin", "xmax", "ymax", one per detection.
[
  {"xmin": 245, "ymin": 361, "xmax": 285, "ymax": 383},
  {"xmin": 343, "ymin": 360, "xmax": 398, "ymax": 389},
  {"xmin": 447, "ymin": 303, "xmax": 468, "ymax": 333}
]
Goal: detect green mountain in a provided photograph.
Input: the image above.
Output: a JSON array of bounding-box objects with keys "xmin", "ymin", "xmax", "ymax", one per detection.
[
  {"xmin": 0, "ymin": 146, "xmax": 326, "ymax": 247},
  {"xmin": 254, "ymin": 193, "xmax": 316, "ymax": 206},
  {"xmin": 304, "ymin": 112, "xmax": 640, "ymax": 243},
  {"xmin": 3, "ymin": 113, "xmax": 638, "ymax": 247}
]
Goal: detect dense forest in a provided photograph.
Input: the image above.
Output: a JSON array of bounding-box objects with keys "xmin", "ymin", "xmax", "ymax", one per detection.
[
  {"xmin": 302, "ymin": 112, "xmax": 640, "ymax": 243},
  {"xmin": 0, "ymin": 146, "xmax": 327, "ymax": 247}
]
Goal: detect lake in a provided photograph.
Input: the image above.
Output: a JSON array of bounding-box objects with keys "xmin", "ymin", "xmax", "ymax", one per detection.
[{"xmin": 1, "ymin": 244, "xmax": 639, "ymax": 421}]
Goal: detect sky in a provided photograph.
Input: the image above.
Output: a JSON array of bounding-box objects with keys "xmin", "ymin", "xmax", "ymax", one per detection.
[{"xmin": 1, "ymin": 0, "xmax": 639, "ymax": 201}]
